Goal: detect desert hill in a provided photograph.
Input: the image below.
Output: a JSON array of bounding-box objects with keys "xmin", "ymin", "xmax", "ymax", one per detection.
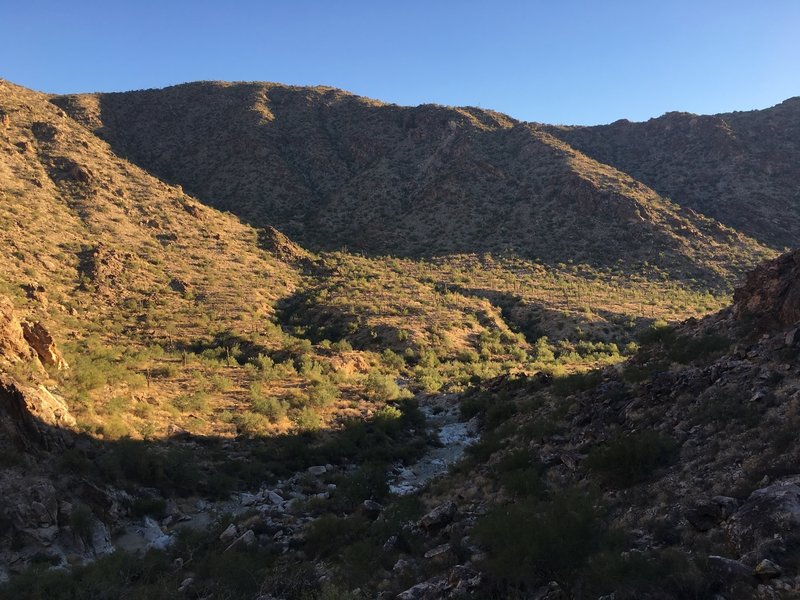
[
  {"xmin": 1, "ymin": 77, "xmax": 799, "ymax": 599},
  {"xmin": 54, "ymin": 81, "xmax": 776, "ymax": 284},
  {"xmin": 545, "ymin": 98, "xmax": 800, "ymax": 250}
]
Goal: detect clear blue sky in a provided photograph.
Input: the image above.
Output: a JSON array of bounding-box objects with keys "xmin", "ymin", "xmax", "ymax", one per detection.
[{"xmin": 3, "ymin": 1, "xmax": 799, "ymax": 125}]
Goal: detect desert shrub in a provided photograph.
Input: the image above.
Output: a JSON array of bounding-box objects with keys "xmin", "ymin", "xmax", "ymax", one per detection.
[
  {"xmin": 551, "ymin": 370, "xmax": 602, "ymax": 396},
  {"xmin": 251, "ymin": 394, "xmax": 287, "ymax": 423},
  {"xmin": 294, "ymin": 407, "xmax": 323, "ymax": 431},
  {"xmin": 457, "ymin": 348, "xmax": 480, "ymax": 363},
  {"xmin": 364, "ymin": 372, "xmax": 405, "ymax": 401},
  {"xmin": 415, "ymin": 368, "xmax": 443, "ymax": 392},
  {"xmin": 210, "ymin": 374, "xmax": 233, "ymax": 392},
  {"xmin": 380, "ymin": 348, "xmax": 405, "ymax": 370},
  {"xmin": 304, "ymin": 514, "xmax": 368, "ymax": 558},
  {"xmin": 149, "ymin": 364, "xmax": 177, "ymax": 379},
  {"xmin": 586, "ymin": 431, "xmax": 679, "ymax": 487},
  {"xmin": 172, "ymin": 392, "xmax": 208, "ymax": 412},
  {"xmin": 475, "ymin": 491, "xmax": 613, "ymax": 591},
  {"xmin": 532, "ymin": 336, "xmax": 556, "ymax": 362},
  {"xmin": 69, "ymin": 503, "xmax": 95, "ymax": 543},
  {"xmin": 251, "ymin": 353, "xmax": 274, "ymax": 377},
  {"xmin": 331, "ymin": 339, "xmax": 353, "ymax": 352},
  {"xmin": 497, "ymin": 450, "xmax": 545, "ymax": 498},
  {"xmin": 306, "ymin": 380, "xmax": 339, "ymax": 407},
  {"xmin": 637, "ymin": 320, "xmax": 674, "ymax": 345},
  {"xmin": 667, "ymin": 334, "xmax": 730, "ymax": 364},
  {"xmin": 232, "ymin": 411, "xmax": 271, "ymax": 437}
]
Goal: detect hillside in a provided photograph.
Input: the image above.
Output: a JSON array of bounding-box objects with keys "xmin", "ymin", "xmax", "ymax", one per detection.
[
  {"xmin": 54, "ymin": 82, "xmax": 775, "ymax": 285},
  {"xmin": 0, "ymin": 76, "xmax": 799, "ymax": 599},
  {"xmin": 545, "ymin": 98, "xmax": 800, "ymax": 250}
]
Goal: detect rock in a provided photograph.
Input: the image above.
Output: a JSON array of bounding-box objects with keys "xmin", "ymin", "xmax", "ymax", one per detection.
[
  {"xmin": 727, "ymin": 481, "xmax": 800, "ymax": 555},
  {"xmin": 267, "ymin": 491, "xmax": 284, "ymax": 505},
  {"xmin": 258, "ymin": 226, "xmax": 311, "ymax": 264},
  {"xmin": 90, "ymin": 520, "xmax": 115, "ymax": 556},
  {"xmin": 396, "ymin": 576, "xmax": 449, "ymax": 600},
  {"xmin": 219, "ymin": 523, "xmax": 238, "ymax": 543},
  {"xmin": 383, "ymin": 535, "xmax": 398, "ymax": 552},
  {"xmin": 78, "ymin": 245, "xmax": 128, "ymax": 294},
  {"xmin": 0, "ymin": 296, "xmax": 37, "ymax": 364},
  {"xmin": 142, "ymin": 517, "xmax": 173, "ymax": 551},
  {"xmin": 178, "ymin": 577, "xmax": 195, "ymax": 592},
  {"xmin": 361, "ymin": 499, "xmax": 384, "ymax": 520},
  {"xmin": 712, "ymin": 496, "xmax": 740, "ymax": 519},
  {"xmin": 307, "ymin": 465, "xmax": 327, "ymax": 476},
  {"xmin": 423, "ymin": 542, "xmax": 454, "ymax": 562},
  {"xmin": 708, "ymin": 555, "xmax": 754, "ymax": 585},
  {"xmin": 732, "ymin": 249, "xmax": 800, "ymax": 328},
  {"xmin": 447, "ymin": 564, "xmax": 482, "ymax": 593},
  {"xmin": 21, "ymin": 321, "xmax": 68, "ymax": 370},
  {"xmin": 168, "ymin": 278, "xmax": 189, "ymax": 294},
  {"xmin": 685, "ymin": 500, "xmax": 723, "ymax": 532},
  {"xmin": 224, "ymin": 529, "xmax": 256, "ymax": 553},
  {"xmin": 21, "ymin": 525, "xmax": 59, "ymax": 546},
  {"xmin": 754, "ymin": 559, "xmax": 781, "ymax": 579},
  {"xmin": 785, "ymin": 328, "xmax": 800, "ymax": 348},
  {"xmin": 0, "ymin": 376, "xmax": 75, "ymax": 450},
  {"xmin": 418, "ymin": 500, "xmax": 457, "ymax": 530},
  {"xmin": 392, "ymin": 558, "xmax": 411, "ymax": 573},
  {"xmin": 22, "ymin": 283, "xmax": 47, "ymax": 307},
  {"xmin": 239, "ymin": 493, "xmax": 258, "ymax": 507}
]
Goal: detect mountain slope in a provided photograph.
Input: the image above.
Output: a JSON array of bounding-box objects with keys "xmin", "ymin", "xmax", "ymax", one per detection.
[
  {"xmin": 545, "ymin": 98, "xmax": 800, "ymax": 250},
  {"xmin": 54, "ymin": 82, "xmax": 773, "ymax": 285}
]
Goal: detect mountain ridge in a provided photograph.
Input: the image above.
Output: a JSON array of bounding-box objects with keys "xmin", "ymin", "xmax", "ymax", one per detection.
[{"xmin": 50, "ymin": 80, "xmax": 785, "ymax": 286}]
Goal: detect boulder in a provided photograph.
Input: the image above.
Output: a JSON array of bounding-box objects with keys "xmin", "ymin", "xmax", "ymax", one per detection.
[
  {"xmin": 361, "ymin": 499, "xmax": 384, "ymax": 520},
  {"xmin": 732, "ymin": 249, "xmax": 800, "ymax": 328},
  {"xmin": 21, "ymin": 321, "xmax": 68, "ymax": 370},
  {"xmin": 418, "ymin": 501, "xmax": 457, "ymax": 531},
  {"xmin": 707, "ymin": 555, "xmax": 753, "ymax": 585},
  {"xmin": 224, "ymin": 529, "xmax": 256, "ymax": 553},
  {"xmin": 219, "ymin": 523, "xmax": 238, "ymax": 543},
  {"xmin": 0, "ymin": 296, "xmax": 37, "ymax": 364},
  {"xmin": 0, "ymin": 376, "xmax": 75, "ymax": 450},
  {"xmin": 727, "ymin": 481, "xmax": 800, "ymax": 555}
]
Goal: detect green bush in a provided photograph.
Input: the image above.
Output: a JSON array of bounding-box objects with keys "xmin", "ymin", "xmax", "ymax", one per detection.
[
  {"xmin": 475, "ymin": 491, "xmax": 613, "ymax": 591},
  {"xmin": 586, "ymin": 431, "xmax": 679, "ymax": 487},
  {"xmin": 69, "ymin": 503, "xmax": 95, "ymax": 543},
  {"xmin": 364, "ymin": 372, "xmax": 406, "ymax": 401},
  {"xmin": 667, "ymin": 334, "xmax": 730, "ymax": 364},
  {"xmin": 497, "ymin": 450, "xmax": 545, "ymax": 498}
]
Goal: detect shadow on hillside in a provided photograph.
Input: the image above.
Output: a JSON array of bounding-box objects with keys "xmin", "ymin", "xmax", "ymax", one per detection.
[
  {"xmin": 2, "ymin": 392, "xmax": 429, "ymax": 521},
  {"xmin": 445, "ymin": 285, "xmax": 658, "ymax": 343}
]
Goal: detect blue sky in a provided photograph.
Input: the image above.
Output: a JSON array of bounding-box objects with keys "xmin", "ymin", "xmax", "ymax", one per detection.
[{"xmin": 2, "ymin": 1, "xmax": 799, "ymax": 125}]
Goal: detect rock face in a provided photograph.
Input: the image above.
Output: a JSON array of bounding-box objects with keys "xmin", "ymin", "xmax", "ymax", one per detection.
[
  {"xmin": 727, "ymin": 480, "xmax": 800, "ymax": 559},
  {"xmin": 0, "ymin": 296, "xmax": 37, "ymax": 364},
  {"xmin": 21, "ymin": 321, "xmax": 68, "ymax": 370},
  {"xmin": 0, "ymin": 376, "xmax": 75, "ymax": 451},
  {"xmin": 733, "ymin": 249, "xmax": 800, "ymax": 327}
]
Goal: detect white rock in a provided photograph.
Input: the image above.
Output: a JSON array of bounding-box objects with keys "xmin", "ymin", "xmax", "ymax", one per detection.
[{"xmin": 219, "ymin": 523, "xmax": 238, "ymax": 543}]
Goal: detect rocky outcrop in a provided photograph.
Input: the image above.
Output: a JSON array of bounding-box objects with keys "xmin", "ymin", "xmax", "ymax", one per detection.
[
  {"xmin": 258, "ymin": 225, "xmax": 311, "ymax": 264},
  {"xmin": 0, "ymin": 296, "xmax": 37, "ymax": 364},
  {"xmin": 78, "ymin": 245, "xmax": 128, "ymax": 294},
  {"xmin": 733, "ymin": 249, "xmax": 800, "ymax": 327},
  {"xmin": 0, "ymin": 376, "xmax": 75, "ymax": 451},
  {"xmin": 21, "ymin": 321, "xmax": 68, "ymax": 370}
]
